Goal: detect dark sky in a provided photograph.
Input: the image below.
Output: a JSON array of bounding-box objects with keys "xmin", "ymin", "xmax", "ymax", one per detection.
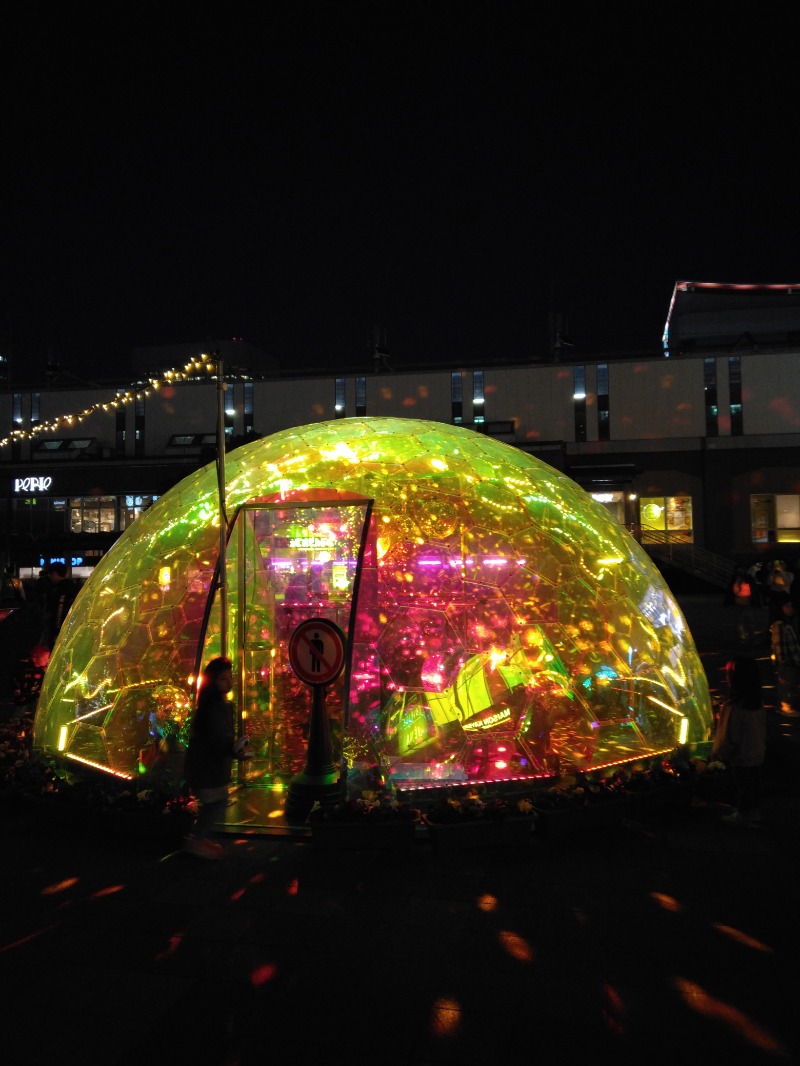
[{"xmin": 2, "ymin": 5, "xmax": 799, "ymax": 380}]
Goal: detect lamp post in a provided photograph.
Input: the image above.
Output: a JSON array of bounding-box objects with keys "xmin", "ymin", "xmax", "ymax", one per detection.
[{"xmin": 216, "ymin": 352, "xmax": 228, "ymax": 658}]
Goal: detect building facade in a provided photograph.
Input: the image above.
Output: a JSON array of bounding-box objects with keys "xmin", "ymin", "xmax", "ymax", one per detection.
[{"xmin": 3, "ymin": 286, "xmax": 800, "ymax": 577}]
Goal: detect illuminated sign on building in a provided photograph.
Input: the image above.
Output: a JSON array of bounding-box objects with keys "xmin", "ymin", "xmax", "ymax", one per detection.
[{"xmin": 14, "ymin": 476, "xmax": 53, "ymax": 493}]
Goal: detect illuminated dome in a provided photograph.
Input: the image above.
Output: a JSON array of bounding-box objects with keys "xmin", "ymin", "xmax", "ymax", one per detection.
[{"xmin": 34, "ymin": 417, "xmax": 712, "ymax": 789}]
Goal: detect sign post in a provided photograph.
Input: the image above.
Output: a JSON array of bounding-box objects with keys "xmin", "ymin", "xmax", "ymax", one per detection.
[{"xmin": 284, "ymin": 618, "xmax": 347, "ymax": 823}]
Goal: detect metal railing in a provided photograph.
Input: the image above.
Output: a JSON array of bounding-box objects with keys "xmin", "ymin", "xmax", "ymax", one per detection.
[{"xmin": 637, "ymin": 530, "xmax": 735, "ymax": 589}]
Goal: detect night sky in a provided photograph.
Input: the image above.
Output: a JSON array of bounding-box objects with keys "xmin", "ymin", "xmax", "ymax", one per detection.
[{"xmin": 2, "ymin": 5, "xmax": 798, "ymax": 381}]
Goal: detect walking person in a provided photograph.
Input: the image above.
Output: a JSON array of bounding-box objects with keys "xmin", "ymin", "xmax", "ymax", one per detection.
[
  {"xmin": 732, "ymin": 567, "xmax": 754, "ymax": 643},
  {"xmin": 184, "ymin": 657, "xmax": 251, "ymax": 859},
  {"xmin": 714, "ymin": 656, "xmax": 766, "ymax": 828},
  {"xmin": 767, "ymin": 560, "xmax": 794, "ymax": 623},
  {"xmin": 770, "ymin": 596, "xmax": 800, "ymax": 717}
]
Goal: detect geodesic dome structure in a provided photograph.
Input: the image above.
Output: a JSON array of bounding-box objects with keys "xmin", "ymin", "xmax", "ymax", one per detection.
[{"xmin": 34, "ymin": 417, "xmax": 712, "ymax": 789}]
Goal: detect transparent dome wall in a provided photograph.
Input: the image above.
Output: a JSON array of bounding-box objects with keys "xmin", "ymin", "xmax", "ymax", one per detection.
[{"xmin": 34, "ymin": 417, "xmax": 712, "ymax": 786}]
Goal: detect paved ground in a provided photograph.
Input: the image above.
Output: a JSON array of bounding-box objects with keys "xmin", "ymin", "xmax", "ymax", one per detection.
[{"xmin": 2, "ymin": 592, "xmax": 800, "ymax": 1065}]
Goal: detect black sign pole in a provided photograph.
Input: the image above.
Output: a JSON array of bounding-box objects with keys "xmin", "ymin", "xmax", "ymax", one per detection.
[{"xmin": 285, "ymin": 618, "xmax": 347, "ymax": 824}]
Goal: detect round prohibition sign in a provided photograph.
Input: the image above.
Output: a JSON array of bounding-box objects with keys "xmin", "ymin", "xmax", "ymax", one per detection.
[{"xmin": 288, "ymin": 617, "xmax": 347, "ymax": 687}]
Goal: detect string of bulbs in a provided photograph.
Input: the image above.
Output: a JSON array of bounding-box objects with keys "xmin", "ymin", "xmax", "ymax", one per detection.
[{"xmin": 0, "ymin": 353, "xmax": 217, "ymax": 449}]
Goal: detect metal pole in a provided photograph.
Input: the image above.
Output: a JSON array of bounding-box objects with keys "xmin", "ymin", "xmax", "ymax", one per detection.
[{"xmin": 216, "ymin": 353, "xmax": 228, "ymax": 659}]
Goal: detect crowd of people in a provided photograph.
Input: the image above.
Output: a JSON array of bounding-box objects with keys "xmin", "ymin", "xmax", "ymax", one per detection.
[
  {"xmin": 0, "ymin": 563, "xmax": 79, "ymax": 719},
  {"xmin": 727, "ymin": 558, "xmax": 800, "ymax": 716}
]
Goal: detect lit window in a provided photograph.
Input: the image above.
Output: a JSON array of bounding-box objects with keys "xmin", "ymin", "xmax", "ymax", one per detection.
[
  {"xmin": 573, "ymin": 367, "xmax": 586, "ymax": 442},
  {"xmin": 597, "ymin": 364, "xmax": 609, "ymax": 441},
  {"xmin": 472, "ymin": 370, "xmax": 484, "ymax": 424},
  {"xmin": 34, "ymin": 438, "xmax": 94, "ymax": 452},
  {"xmin": 451, "ymin": 372, "xmax": 463, "ymax": 424},
  {"xmin": 640, "ymin": 496, "xmax": 693, "ymax": 544},
  {"xmin": 355, "ymin": 376, "xmax": 366, "ymax": 416},
  {"xmin": 334, "ymin": 378, "xmax": 346, "ymax": 417}
]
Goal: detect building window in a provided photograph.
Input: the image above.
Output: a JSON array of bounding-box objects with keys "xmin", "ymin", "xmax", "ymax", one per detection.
[
  {"xmin": 224, "ymin": 391, "xmax": 235, "ymax": 439},
  {"xmin": 639, "ymin": 496, "xmax": 694, "ymax": 544},
  {"xmin": 355, "ymin": 376, "xmax": 366, "ymax": 416},
  {"xmin": 66, "ymin": 494, "xmax": 161, "ymax": 534},
  {"xmin": 116, "ymin": 402, "xmax": 126, "ymax": 454},
  {"xmin": 334, "ymin": 377, "xmax": 346, "ymax": 418},
  {"xmin": 120, "ymin": 494, "xmax": 159, "ymax": 530},
  {"xmin": 573, "ymin": 366, "xmax": 587, "ymax": 442},
  {"xmin": 591, "ymin": 490, "xmax": 625, "ymax": 525},
  {"xmin": 167, "ymin": 433, "xmax": 217, "ymax": 448},
  {"xmin": 34, "ymin": 438, "xmax": 94, "ymax": 452},
  {"xmin": 243, "ymin": 381, "xmax": 254, "ymax": 435},
  {"xmin": 11, "ymin": 393, "xmax": 24, "ymax": 460},
  {"xmin": 70, "ymin": 496, "xmax": 118, "ymax": 534},
  {"xmin": 751, "ymin": 494, "xmax": 800, "ymax": 543},
  {"xmin": 134, "ymin": 395, "xmax": 145, "ymax": 456},
  {"xmin": 451, "ymin": 372, "xmax": 463, "ymax": 424},
  {"xmin": 597, "ymin": 363, "xmax": 609, "ymax": 441},
  {"xmin": 472, "ymin": 370, "xmax": 484, "ymax": 424},
  {"xmin": 704, "ymin": 357, "xmax": 718, "ymax": 437},
  {"xmin": 728, "ymin": 354, "xmax": 742, "ymax": 436},
  {"xmin": 8, "ymin": 493, "xmax": 160, "ymax": 548}
]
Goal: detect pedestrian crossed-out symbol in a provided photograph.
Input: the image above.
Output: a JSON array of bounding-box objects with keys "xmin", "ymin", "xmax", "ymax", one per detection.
[{"xmin": 288, "ymin": 617, "xmax": 346, "ymax": 686}]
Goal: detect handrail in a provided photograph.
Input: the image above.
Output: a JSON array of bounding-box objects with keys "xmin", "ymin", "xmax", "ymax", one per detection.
[{"xmin": 636, "ymin": 530, "xmax": 735, "ymax": 588}]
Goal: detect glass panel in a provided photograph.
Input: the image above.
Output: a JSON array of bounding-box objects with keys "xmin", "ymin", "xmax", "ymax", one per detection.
[
  {"xmin": 200, "ymin": 501, "xmax": 369, "ymax": 786},
  {"xmin": 70, "ymin": 500, "xmax": 83, "ymax": 533},
  {"xmin": 639, "ymin": 497, "xmax": 666, "ymax": 540},
  {"xmin": 640, "ymin": 496, "xmax": 693, "ymax": 544},
  {"xmin": 98, "ymin": 502, "xmax": 117, "ymax": 533},
  {"xmin": 472, "ymin": 370, "xmax": 484, "ymax": 423},
  {"xmin": 665, "ymin": 496, "xmax": 693, "ymax": 541},
  {"xmin": 776, "ymin": 494, "xmax": 800, "ymax": 529},
  {"xmin": 751, "ymin": 494, "xmax": 774, "ymax": 543},
  {"xmin": 81, "ymin": 504, "xmax": 100, "ymax": 533}
]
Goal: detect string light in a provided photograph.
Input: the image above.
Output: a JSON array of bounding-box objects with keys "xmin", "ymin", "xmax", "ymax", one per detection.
[{"xmin": 0, "ymin": 353, "xmax": 216, "ymax": 449}]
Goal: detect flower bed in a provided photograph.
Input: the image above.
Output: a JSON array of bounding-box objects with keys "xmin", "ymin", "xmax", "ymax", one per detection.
[
  {"xmin": 422, "ymin": 792, "xmax": 535, "ymax": 853},
  {"xmin": 1, "ymin": 710, "xmax": 193, "ymax": 841},
  {"xmin": 531, "ymin": 762, "xmax": 694, "ymax": 837},
  {"xmin": 308, "ymin": 793, "xmax": 422, "ymax": 851}
]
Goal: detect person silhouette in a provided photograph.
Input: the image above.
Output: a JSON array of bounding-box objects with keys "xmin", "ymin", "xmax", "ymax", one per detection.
[{"xmin": 310, "ymin": 632, "xmax": 324, "ymax": 673}]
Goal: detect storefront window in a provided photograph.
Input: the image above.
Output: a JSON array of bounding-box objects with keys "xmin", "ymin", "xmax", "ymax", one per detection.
[
  {"xmin": 590, "ymin": 490, "xmax": 625, "ymax": 525},
  {"xmin": 640, "ymin": 496, "xmax": 693, "ymax": 544},
  {"xmin": 70, "ymin": 496, "xmax": 118, "ymax": 534},
  {"xmin": 751, "ymin": 494, "xmax": 800, "ymax": 543},
  {"xmin": 120, "ymin": 495, "xmax": 159, "ymax": 530}
]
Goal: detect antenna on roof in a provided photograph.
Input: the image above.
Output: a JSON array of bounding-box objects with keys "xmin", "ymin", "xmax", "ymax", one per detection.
[{"xmin": 373, "ymin": 325, "xmax": 392, "ymax": 372}]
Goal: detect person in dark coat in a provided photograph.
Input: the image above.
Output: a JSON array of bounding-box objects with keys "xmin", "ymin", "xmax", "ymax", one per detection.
[
  {"xmin": 715, "ymin": 655, "xmax": 766, "ymax": 828},
  {"xmin": 184, "ymin": 658, "xmax": 250, "ymax": 858},
  {"xmin": 40, "ymin": 563, "xmax": 77, "ymax": 649},
  {"xmin": 10, "ymin": 644, "xmax": 50, "ymax": 715}
]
